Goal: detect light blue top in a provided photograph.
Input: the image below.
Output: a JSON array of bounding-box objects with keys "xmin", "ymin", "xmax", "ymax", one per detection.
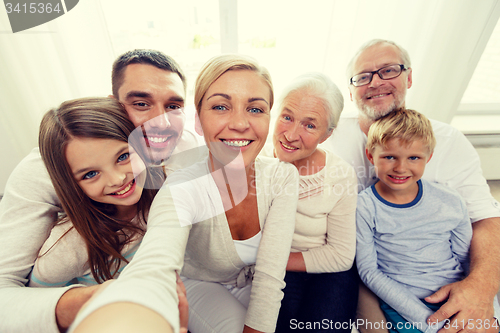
[{"xmin": 356, "ymin": 179, "xmax": 472, "ymax": 333}]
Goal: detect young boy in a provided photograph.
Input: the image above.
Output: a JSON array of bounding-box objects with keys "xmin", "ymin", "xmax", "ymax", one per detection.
[{"xmin": 356, "ymin": 108, "xmax": 498, "ymax": 333}]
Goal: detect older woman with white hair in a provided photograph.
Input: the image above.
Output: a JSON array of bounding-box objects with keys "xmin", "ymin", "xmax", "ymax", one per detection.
[{"xmin": 272, "ymin": 72, "xmax": 358, "ymax": 332}]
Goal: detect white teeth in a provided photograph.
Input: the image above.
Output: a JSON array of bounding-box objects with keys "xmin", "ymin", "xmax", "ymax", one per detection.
[
  {"xmin": 223, "ymin": 140, "xmax": 251, "ymax": 147},
  {"xmin": 391, "ymin": 176, "xmax": 408, "ymax": 180},
  {"xmin": 282, "ymin": 142, "xmax": 298, "ymax": 150},
  {"xmin": 148, "ymin": 136, "xmax": 168, "ymax": 143},
  {"xmin": 115, "ymin": 182, "xmax": 133, "ymax": 195}
]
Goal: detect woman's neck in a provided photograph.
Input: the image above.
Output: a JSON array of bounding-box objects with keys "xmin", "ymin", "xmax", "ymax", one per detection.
[
  {"xmin": 208, "ymin": 154, "xmax": 255, "ymax": 212},
  {"xmin": 292, "ymin": 148, "xmax": 326, "ymax": 176}
]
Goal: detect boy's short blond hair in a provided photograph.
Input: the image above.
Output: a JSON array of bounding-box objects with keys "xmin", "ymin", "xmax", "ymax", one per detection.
[{"xmin": 366, "ymin": 108, "xmax": 436, "ymax": 154}]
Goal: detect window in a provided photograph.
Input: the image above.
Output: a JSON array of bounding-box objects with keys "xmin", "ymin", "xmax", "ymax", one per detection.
[{"xmin": 452, "ymin": 17, "xmax": 500, "ymax": 135}]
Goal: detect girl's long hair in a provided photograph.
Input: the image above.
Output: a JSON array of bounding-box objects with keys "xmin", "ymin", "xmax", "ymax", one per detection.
[{"xmin": 39, "ymin": 97, "xmax": 158, "ymax": 283}]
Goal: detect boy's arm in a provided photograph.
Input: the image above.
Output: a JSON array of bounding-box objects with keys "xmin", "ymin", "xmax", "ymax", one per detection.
[
  {"xmin": 449, "ymin": 198, "xmax": 473, "ymax": 269},
  {"xmin": 356, "ymin": 197, "xmax": 440, "ymax": 333}
]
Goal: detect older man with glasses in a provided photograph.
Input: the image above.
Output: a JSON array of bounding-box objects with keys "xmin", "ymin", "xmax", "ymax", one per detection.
[{"xmin": 321, "ymin": 39, "xmax": 500, "ymax": 333}]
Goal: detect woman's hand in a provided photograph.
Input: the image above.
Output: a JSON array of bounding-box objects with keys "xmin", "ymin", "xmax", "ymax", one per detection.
[{"xmin": 176, "ymin": 272, "xmax": 189, "ymax": 333}]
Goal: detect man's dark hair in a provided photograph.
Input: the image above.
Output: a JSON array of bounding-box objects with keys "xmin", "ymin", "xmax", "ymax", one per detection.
[{"xmin": 112, "ymin": 49, "xmax": 187, "ymax": 98}]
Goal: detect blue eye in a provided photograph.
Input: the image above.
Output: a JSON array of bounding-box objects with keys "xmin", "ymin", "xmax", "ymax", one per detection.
[
  {"xmin": 306, "ymin": 124, "xmax": 315, "ymax": 129},
  {"xmin": 356, "ymin": 74, "xmax": 370, "ymax": 83},
  {"xmin": 213, "ymin": 105, "xmax": 227, "ymax": 111},
  {"xmin": 83, "ymin": 171, "xmax": 98, "ymax": 180},
  {"xmin": 249, "ymin": 108, "xmax": 263, "ymax": 114},
  {"xmin": 118, "ymin": 153, "xmax": 129, "ymax": 163},
  {"xmin": 384, "ymin": 156, "xmax": 395, "ymax": 160},
  {"xmin": 409, "ymin": 156, "xmax": 420, "ymax": 161},
  {"xmin": 283, "ymin": 115, "xmax": 291, "ymax": 121}
]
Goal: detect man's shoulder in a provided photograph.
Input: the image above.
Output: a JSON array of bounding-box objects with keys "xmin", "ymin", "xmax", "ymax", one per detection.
[
  {"xmin": 429, "ymin": 118, "xmax": 464, "ymax": 139},
  {"xmin": 325, "ymin": 149, "xmax": 355, "ymax": 170},
  {"xmin": 7, "ymin": 148, "xmax": 50, "ymax": 182},
  {"xmin": 1, "ymin": 147, "xmax": 60, "ymax": 210},
  {"xmin": 321, "ymin": 114, "xmax": 365, "ymax": 154},
  {"xmin": 337, "ymin": 113, "xmax": 361, "ymax": 130}
]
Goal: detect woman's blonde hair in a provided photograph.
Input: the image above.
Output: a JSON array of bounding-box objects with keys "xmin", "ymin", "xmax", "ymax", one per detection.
[
  {"xmin": 366, "ymin": 108, "xmax": 436, "ymax": 154},
  {"xmin": 194, "ymin": 54, "xmax": 273, "ymax": 113}
]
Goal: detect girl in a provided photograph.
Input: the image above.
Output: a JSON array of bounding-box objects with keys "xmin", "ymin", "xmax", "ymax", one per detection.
[{"xmin": 30, "ymin": 97, "xmax": 157, "ymax": 287}]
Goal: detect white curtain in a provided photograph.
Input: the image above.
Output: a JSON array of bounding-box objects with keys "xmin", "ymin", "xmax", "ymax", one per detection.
[
  {"xmin": 0, "ymin": 0, "xmax": 499, "ymax": 193},
  {"xmin": 0, "ymin": 0, "xmax": 114, "ymax": 192}
]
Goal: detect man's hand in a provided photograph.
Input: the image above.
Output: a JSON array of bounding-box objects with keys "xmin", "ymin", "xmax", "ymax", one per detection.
[
  {"xmin": 425, "ymin": 277, "xmax": 496, "ymax": 333},
  {"xmin": 55, "ymin": 285, "xmax": 102, "ymax": 332}
]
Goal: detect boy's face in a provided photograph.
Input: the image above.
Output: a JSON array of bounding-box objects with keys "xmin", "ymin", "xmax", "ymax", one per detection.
[{"xmin": 366, "ymin": 138, "xmax": 432, "ymax": 200}]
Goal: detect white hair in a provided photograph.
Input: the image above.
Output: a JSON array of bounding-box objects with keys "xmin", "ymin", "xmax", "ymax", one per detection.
[
  {"xmin": 346, "ymin": 39, "xmax": 412, "ymax": 81},
  {"xmin": 278, "ymin": 72, "xmax": 343, "ymax": 131}
]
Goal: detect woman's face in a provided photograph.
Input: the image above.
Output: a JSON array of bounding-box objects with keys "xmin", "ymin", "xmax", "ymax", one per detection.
[
  {"xmin": 198, "ymin": 69, "xmax": 271, "ymax": 169},
  {"xmin": 273, "ymin": 90, "xmax": 331, "ymax": 167}
]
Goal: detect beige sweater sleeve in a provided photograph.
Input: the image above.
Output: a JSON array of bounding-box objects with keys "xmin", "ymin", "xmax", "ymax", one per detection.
[
  {"xmin": 300, "ymin": 152, "xmax": 358, "ymax": 273},
  {"xmin": 244, "ymin": 158, "xmax": 299, "ymax": 332}
]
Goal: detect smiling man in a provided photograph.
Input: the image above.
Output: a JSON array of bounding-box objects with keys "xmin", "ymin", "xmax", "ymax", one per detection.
[
  {"xmin": 321, "ymin": 39, "xmax": 500, "ymax": 333},
  {"xmin": 111, "ymin": 53, "xmax": 190, "ymax": 166},
  {"xmin": 0, "ymin": 49, "xmax": 198, "ymax": 333}
]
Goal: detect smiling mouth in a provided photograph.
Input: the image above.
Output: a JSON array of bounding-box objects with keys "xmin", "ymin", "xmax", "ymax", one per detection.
[
  {"xmin": 367, "ymin": 93, "xmax": 391, "ymax": 100},
  {"xmin": 143, "ymin": 134, "xmax": 175, "ymax": 149},
  {"xmin": 221, "ymin": 139, "xmax": 252, "ymax": 147},
  {"xmin": 389, "ymin": 175, "xmax": 410, "ymax": 180},
  {"xmin": 281, "ymin": 142, "xmax": 298, "ymax": 150},
  {"xmin": 111, "ymin": 179, "xmax": 135, "ymax": 196},
  {"xmin": 146, "ymin": 136, "xmax": 170, "ymax": 143}
]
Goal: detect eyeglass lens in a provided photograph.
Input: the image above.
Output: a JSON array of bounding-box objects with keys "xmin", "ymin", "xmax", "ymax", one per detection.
[{"xmin": 351, "ymin": 64, "xmax": 403, "ymax": 87}]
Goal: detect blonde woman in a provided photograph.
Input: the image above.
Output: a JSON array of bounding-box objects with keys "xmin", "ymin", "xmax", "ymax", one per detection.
[{"xmin": 71, "ymin": 55, "xmax": 299, "ymax": 333}]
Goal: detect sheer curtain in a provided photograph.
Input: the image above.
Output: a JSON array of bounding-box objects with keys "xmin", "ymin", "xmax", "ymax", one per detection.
[
  {"xmin": 0, "ymin": 0, "xmax": 114, "ymax": 192},
  {"xmin": 0, "ymin": 0, "xmax": 498, "ymax": 193}
]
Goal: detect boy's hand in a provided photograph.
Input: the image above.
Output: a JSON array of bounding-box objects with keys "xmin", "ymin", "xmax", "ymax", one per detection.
[{"xmin": 425, "ymin": 278, "xmax": 495, "ymax": 333}]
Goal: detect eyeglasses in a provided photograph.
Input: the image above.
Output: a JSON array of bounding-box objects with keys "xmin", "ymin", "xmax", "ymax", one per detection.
[{"xmin": 350, "ymin": 64, "xmax": 407, "ymax": 87}]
